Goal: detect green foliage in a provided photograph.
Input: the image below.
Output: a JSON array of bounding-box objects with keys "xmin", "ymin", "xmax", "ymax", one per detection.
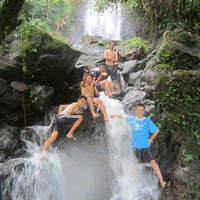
[
  {"xmin": 95, "ymin": 0, "xmax": 110, "ymax": 12},
  {"xmin": 19, "ymin": 0, "xmax": 82, "ymax": 32},
  {"xmin": 183, "ymin": 151, "xmax": 197, "ymax": 162},
  {"xmin": 154, "ymin": 74, "xmax": 200, "ymax": 148},
  {"xmin": 158, "ymin": 42, "xmax": 179, "ymax": 70},
  {"xmin": 29, "ymin": 89, "xmax": 43, "ymax": 112},
  {"xmin": 123, "ymin": 0, "xmax": 200, "ymax": 38},
  {"xmin": 189, "ymin": 179, "xmax": 200, "ymax": 198},
  {"xmin": 119, "ymin": 37, "xmax": 151, "ymax": 51}
]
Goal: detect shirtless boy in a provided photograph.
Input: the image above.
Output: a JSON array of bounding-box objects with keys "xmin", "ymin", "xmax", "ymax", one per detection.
[
  {"xmin": 41, "ymin": 95, "xmax": 87, "ymax": 151},
  {"xmin": 104, "ymin": 40, "xmax": 120, "ymax": 91},
  {"xmin": 81, "ymin": 72, "xmax": 108, "ymax": 121}
]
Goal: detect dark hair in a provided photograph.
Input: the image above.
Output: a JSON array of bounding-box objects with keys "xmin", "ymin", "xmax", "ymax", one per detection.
[
  {"xmin": 88, "ymin": 73, "xmax": 94, "ymax": 78},
  {"xmin": 135, "ymin": 103, "xmax": 145, "ymax": 109},
  {"xmin": 110, "ymin": 40, "xmax": 115, "ymax": 45},
  {"xmin": 78, "ymin": 95, "xmax": 87, "ymax": 101},
  {"xmin": 99, "ymin": 62, "xmax": 106, "ymax": 67}
]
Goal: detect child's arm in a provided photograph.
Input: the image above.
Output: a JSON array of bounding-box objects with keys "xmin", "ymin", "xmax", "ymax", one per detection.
[
  {"xmin": 148, "ymin": 130, "xmax": 159, "ymax": 143},
  {"xmin": 94, "ymin": 84, "xmax": 99, "ymax": 97},
  {"xmin": 110, "ymin": 114, "xmax": 123, "ymax": 118},
  {"xmin": 66, "ymin": 103, "xmax": 83, "ymax": 115},
  {"xmin": 58, "ymin": 104, "xmax": 68, "ymax": 114}
]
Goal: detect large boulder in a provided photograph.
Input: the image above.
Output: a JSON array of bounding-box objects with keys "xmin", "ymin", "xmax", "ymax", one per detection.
[
  {"xmin": 72, "ymin": 42, "xmax": 105, "ymax": 68},
  {"xmin": 0, "ymin": 124, "xmax": 21, "ymax": 161},
  {"xmin": 0, "ymin": 24, "xmax": 81, "ymax": 85}
]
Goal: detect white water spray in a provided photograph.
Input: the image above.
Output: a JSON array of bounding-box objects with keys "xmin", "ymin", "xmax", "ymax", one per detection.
[
  {"xmin": 2, "ymin": 98, "xmax": 161, "ymax": 200},
  {"xmin": 84, "ymin": 0, "xmax": 122, "ymax": 40},
  {"xmin": 66, "ymin": 0, "xmax": 136, "ymax": 42},
  {"xmin": 100, "ymin": 95, "xmax": 161, "ymax": 200}
]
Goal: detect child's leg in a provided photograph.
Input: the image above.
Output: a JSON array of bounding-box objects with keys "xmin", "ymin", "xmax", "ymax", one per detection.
[
  {"xmin": 93, "ymin": 98, "xmax": 108, "ymax": 121},
  {"xmin": 100, "ymin": 80, "xmax": 112, "ymax": 97},
  {"xmin": 87, "ymin": 97, "xmax": 99, "ymax": 118},
  {"xmin": 67, "ymin": 116, "xmax": 83, "ymax": 138},
  {"xmin": 41, "ymin": 130, "xmax": 58, "ymax": 151},
  {"xmin": 150, "ymin": 159, "xmax": 165, "ymax": 187},
  {"xmin": 108, "ymin": 80, "xmax": 114, "ymax": 93}
]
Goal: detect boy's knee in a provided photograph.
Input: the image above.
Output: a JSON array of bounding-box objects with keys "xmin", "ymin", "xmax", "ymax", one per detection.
[
  {"xmin": 87, "ymin": 97, "xmax": 92, "ymax": 103},
  {"xmin": 79, "ymin": 115, "xmax": 83, "ymax": 121}
]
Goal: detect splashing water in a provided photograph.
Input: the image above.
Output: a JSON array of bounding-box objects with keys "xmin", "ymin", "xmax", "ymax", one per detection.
[
  {"xmin": 2, "ymin": 97, "xmax": 161, "ymax": 200},
  {"xmin": 100, "ymin": 95, "xmax": 161, "ymax": 200}
]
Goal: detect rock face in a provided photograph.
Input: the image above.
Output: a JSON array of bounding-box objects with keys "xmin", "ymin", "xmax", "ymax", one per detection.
[
  {"xmin": 0, "ymin": 30, "xmax": 200, "ymax": 199},
  {"xmin": 0, "ymin": 26, "xmax": 81, "ymax": 85}
]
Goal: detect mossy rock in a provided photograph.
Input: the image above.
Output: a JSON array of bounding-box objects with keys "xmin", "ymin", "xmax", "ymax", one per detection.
[
  {"xmin": 154, "ymin": 70, "xmax": 200, "ymax": 148},
  {"xmin": 12, "ymin": 22, "xmax": 81, "ymax": 84},
  {"xmin": 118, "ymin": 37, "xmax": 152, "ymax": 60},
  {"xmin": 157, "ymin": 31, "xmax": 200, "ymax": 70},
  {"xmin": 118, "ymin": 37, "xmax": 151, "ymax": 52}
]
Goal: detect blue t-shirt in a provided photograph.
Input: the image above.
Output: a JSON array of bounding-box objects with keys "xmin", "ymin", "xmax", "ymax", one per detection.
[{"xmin": 127, "ymin": 116, "xmax": 158, "ymax": 149}]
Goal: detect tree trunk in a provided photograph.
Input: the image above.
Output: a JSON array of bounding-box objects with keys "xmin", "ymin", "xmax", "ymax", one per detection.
[{"xmin": 0, "ymin": 0, "xmax": 25, "ymax": 42}]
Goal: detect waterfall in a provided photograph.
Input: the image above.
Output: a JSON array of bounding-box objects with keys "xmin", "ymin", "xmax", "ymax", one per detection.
[
  {"xmin": 66, "ymin": 0, "xmax": 136, "ymax": 42},
  {"xmin": 1, "ymin": 98, "xmax": 161, "ymax": 200},
  {"xmin": 100, "ymin": 95, "xmax": 161, "ymax": 200},
  {"xmin": 83, "ymin": 0, "xmax": 122, "ymax": 40}
]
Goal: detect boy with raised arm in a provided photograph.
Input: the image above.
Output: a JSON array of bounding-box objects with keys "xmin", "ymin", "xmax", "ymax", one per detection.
[
  {"xmin": 111, "ymin": 103, "xmax": 170, "ymax": 188},
  {"xmin": 92, "ymin": 63, "xmax": 114, "ymax": 97},
  {"xmin": 81, "ymin": 71, "xmax": 108, "ymax": 121},
  {"xmin": 41, "ymin": 95, "xmax": 87, "ymax": 151}
]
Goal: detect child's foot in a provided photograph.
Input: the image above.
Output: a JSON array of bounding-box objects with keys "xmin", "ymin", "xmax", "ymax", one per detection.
[
  {"xmin": 66, "ymin": 134, "xmax": 77, "ymax": 140},
  {"xmin": 162, "ymin": 181, "xmax": 171, "ymax": 189}
]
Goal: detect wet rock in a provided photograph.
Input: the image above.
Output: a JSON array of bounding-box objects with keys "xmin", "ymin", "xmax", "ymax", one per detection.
[
  {"xmin": 81, "ymin": 34, "xmax": 103, "ymax": 44},
  {"xmin": 72, "ymin": 43, "xmax": 105, "ymax": 68},
  {"xmin": 0, "ymin": 124, "xmax": 21, "ymax": 161}
]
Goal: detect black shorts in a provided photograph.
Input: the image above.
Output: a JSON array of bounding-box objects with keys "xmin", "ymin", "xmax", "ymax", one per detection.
[
  {"xmin": 53, "ymin": 115, "xmax": 80, "ymax": 135},
  {"xmin": 106, "ymin": 65, "xmax": 120, "ymax": 82},
  {"xmin": 133, "ymin": 148, "xmax": 154, "ymax": 163},
  {"xmin": 96, "ymin": 83, "xmax": 104, "ymax": 92}
]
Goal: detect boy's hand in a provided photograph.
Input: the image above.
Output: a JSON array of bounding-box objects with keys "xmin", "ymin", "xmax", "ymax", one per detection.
[{"xmin": 148, "ymin": 138, "xmax": 153, "ymax": 143}]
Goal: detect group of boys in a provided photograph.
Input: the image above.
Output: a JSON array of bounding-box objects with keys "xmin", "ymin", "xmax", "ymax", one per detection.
[{"xmin": 41, "ymin": 41, "xmax": 170, "ymax": 189}]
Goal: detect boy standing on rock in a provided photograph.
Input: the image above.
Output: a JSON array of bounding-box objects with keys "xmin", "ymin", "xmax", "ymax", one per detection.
[{"xmin": 111, "ymin": 103, "xmax": 170, "ymax": 188}]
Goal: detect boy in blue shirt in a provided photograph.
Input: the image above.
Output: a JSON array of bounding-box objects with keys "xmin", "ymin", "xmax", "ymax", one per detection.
[{"xmin": 111, "ymin": 103, "xmax": 170, "ymax": 188}]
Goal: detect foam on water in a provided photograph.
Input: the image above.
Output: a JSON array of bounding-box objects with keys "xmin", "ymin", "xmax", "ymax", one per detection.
[{"xmin": 3, "ymin": 96, "xmax": 161, "ymax": 200}]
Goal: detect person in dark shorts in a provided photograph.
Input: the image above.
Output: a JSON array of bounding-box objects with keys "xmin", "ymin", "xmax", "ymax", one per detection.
[
  {"xmin": 104, "ymin": 40, "xmax": 120, "ymax": 91},
  {"xmin": 41, "ymin": 95, "xmax": 87, "ymax": 151},
  {"xmin": 111, "ymin": 103, "xmax": 170, "ymax": 188},
  {"xmin": 91, "ymin": 63, "xmax": 114, "ymax": 97}
]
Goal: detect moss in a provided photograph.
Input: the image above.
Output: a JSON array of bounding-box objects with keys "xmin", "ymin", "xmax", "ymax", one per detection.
[
  {"xmin": 16, "ymin": 22, "xmax": 72, "ymax": 58},
  {"xmin": 157, "ymin": 41, "xmax": 179, "ymax": 69},
  {"xmin": 168, "ymin": 30, "xmax": 199, "ymax": 48},
  {"xmin": 153, "ymin": 64, "xmax": 171, "ymax": 71},
  {"xmin": 97, "ymin": 40, "xmax": 110, "ymax": 48},
  {"xmin": 154, "ymin": 72, "xmax": 200, "ymax": 147},
  {"xmin": 118, "ymin": 37, "xmax": 151, "ymax": 52}
]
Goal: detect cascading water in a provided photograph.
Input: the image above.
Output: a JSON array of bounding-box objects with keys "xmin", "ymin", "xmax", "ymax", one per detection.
[
  {"xmin": 100, "ymin": 95, "xmax": 161, "ymax": 200},
  {"xmin": 83, "ymin": 0, "xmax": 122, "ymax": 40},
  {"xmin": 2, "ymin": 97, "xmax": 161, "ymax": 200},
  {"xmin": 66, "ymin": 0, "xmax": 136, "ymax": 42}
]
